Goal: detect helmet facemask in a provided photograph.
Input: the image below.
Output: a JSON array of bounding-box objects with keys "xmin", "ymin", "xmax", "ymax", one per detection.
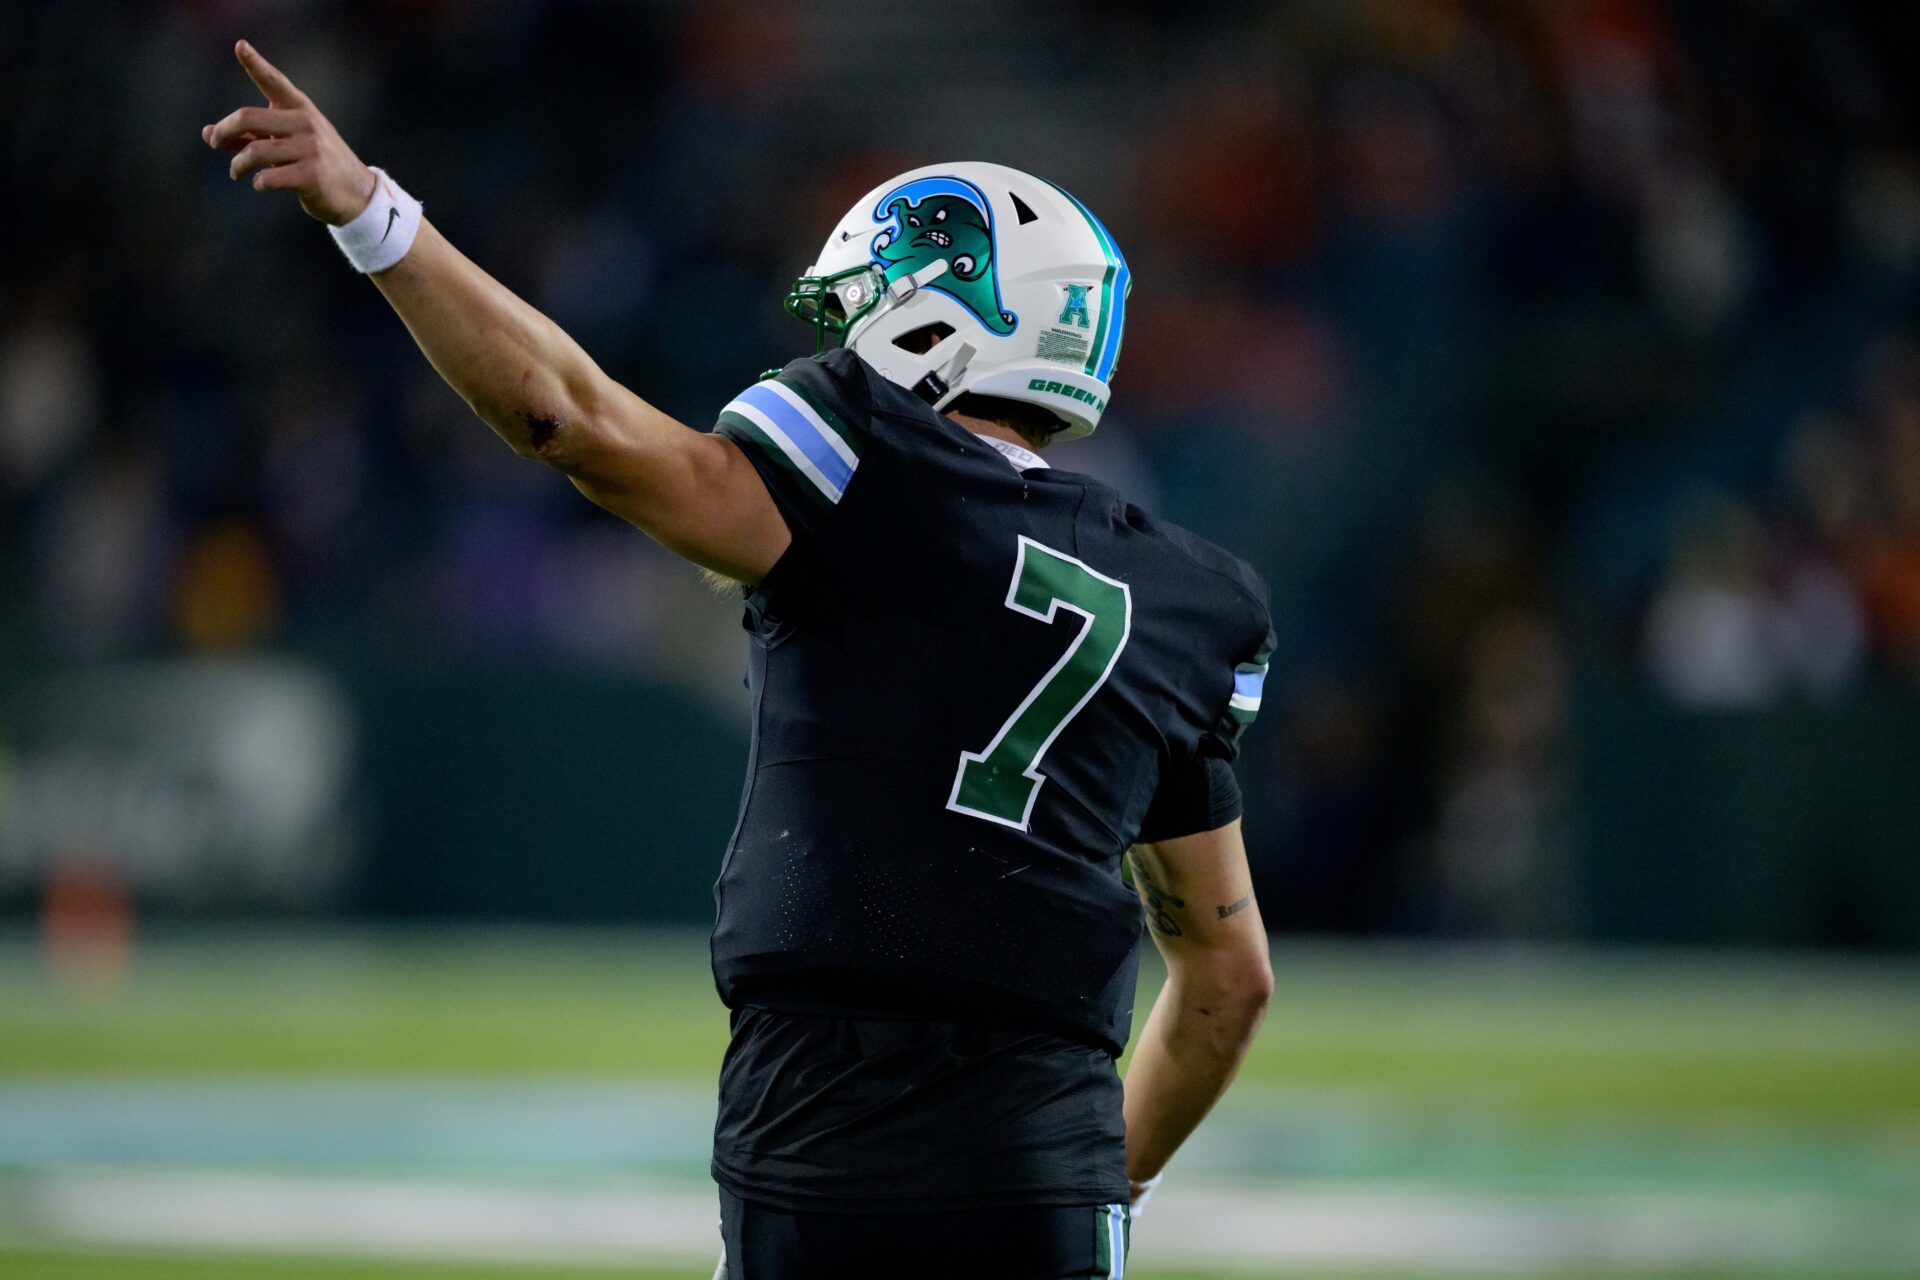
[
  {"xmin": 784, "ymin": 258, "xmax": 957, "ymax": 356},
  {"xmin": 785, "ymin": 264, "xmax": 881, "ymax": 353}
]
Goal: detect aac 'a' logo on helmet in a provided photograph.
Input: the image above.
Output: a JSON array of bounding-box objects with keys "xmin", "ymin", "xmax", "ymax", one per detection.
[
  {"xmin": 1058, "ymin": 283, "xmax": 1091, "ymax": 328},
  {"xmin": 870, "ymin": 177, "xmax": 1018, "ymax": 336}
]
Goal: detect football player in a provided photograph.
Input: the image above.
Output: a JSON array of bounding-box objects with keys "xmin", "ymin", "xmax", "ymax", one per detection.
[{"xmin": 206, "ymin": 40, "xmax": 1276, "ymax": 1280}]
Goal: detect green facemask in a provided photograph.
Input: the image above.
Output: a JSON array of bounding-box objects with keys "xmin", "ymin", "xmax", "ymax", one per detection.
[{"xmin": 784, "ymin": 264, "xmax": 889, "ymax": 354}]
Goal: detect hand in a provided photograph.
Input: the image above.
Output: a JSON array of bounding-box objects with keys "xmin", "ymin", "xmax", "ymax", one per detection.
[{"xmin": 201, "ymin": 40, "xmax": 376, "ymax": 226}]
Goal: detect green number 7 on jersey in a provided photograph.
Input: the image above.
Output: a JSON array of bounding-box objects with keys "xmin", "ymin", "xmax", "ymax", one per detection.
[{"xmin": 947, "ymin": 536, "xmax": 1133, "ymax": 830}]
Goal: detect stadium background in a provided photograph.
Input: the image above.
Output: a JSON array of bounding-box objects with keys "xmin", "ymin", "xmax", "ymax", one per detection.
[{"xmin": 2, "ymin": 0, "xmax": 1918, "ymax": 1276}]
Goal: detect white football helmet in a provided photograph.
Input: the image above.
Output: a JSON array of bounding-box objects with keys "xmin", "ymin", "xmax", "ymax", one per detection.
[{"xmin": 785, "ymin": 162, "xmax": 1130, "ymax": 440}]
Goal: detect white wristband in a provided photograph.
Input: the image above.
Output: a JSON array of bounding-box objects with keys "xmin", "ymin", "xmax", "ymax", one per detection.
[
  {"xmin": 1129, "ymin": 1172, "xmax": 1162, "ymax": 1218},
  {"xmin": 327, "ymin": 167, "xmax": 422, "ymax": 274}
]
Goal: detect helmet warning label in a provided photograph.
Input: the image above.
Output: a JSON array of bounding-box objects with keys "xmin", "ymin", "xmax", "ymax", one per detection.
[{"xmin": 1037, "ymin": 329, "xmax": 1092, "ymax": 365}]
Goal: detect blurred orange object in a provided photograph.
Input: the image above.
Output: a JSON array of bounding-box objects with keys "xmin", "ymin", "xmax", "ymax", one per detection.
[
  {"xmin": 173, "ymin": 519, "xmax": 282, "ymax": 650},
  {"xmin": 1861, "ymin": 539, "xmax": 1920, "ymax": 667},
  {"xmin": 40, "ymin": 857, "xmax": 134, "ymax": 995}
]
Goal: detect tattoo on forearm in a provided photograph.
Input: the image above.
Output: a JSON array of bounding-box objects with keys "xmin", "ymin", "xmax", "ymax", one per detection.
[
  {"xmin": 1129, "ymin": 852, "xmax": 1186, "ymax": 937},
  {"xmin": 1217, "ymin": 895, "xmax": 1251, "ymax": 920}
]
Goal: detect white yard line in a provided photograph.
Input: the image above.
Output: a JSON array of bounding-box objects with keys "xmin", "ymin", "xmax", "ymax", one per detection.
[{"xmin": 14, "ymin": 1171, "xmax": 718, "ymax": 1267}]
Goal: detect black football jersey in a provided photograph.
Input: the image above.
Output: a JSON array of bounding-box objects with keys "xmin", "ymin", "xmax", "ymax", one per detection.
[{"xmin": 709, "ymin": 349, "xmax": 1274, "ymax": 1057}]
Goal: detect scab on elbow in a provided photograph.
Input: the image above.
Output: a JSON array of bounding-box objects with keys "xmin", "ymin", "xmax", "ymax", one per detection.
[
  {"xmin": 516, "ymin": 410, "xmax": 610, "ymax": 479},
  {"xmin": 523, "ymin": 412, "xmax": 561, "ymax": 456},
  {"xmin": 514, "ymin": 410, "xmax": 576, "ymax": 467}
]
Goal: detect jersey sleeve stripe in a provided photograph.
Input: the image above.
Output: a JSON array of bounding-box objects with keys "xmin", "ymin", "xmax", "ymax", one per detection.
[
  {"xmin": 721, "ymin": 386, "xmax": 856, "ymax": 504},
  {"xmin": 763, "ymin": 376, "xmax": 864, "ymax": 463},
  {"xmin": 716, "ymin": 410, "xmax": 834, "ymax": 514},
  {"xmin": 734, "ymin": 382, "xmax": 857, "ymax": 497},
  {"xmin": 1227, "ymin": 659, "xmax": 1268, "ymax": 721}
]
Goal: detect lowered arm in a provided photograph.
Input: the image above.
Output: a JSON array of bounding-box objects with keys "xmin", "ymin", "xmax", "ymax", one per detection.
[{"xmin": 1123, "ymin": 820, "xmax": 1273, "ymax": 1196}]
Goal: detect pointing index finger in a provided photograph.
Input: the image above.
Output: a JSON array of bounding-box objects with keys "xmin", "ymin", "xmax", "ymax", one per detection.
[{"xmin": 235, "ymin": 40, "xmax": 306, "ymax": 107}]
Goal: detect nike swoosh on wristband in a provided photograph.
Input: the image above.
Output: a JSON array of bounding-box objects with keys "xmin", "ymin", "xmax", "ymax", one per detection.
[{"xmin": 380, "ymin": 205, "xmax": 400, "ymax": 244}]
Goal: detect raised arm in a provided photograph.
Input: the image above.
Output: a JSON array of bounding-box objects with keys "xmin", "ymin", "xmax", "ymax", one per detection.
[
  {"xmin": 201, "ymin": 40, "xmax": 789, "ymax": 584},
  {"xmin": 1123, "ymin": 820, "xmax": 1273, "ymax": 1205}
]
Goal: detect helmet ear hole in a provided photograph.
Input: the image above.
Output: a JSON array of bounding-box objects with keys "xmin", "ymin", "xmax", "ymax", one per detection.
[{"xmin": 893, "ymin": 322, "xmax": 955, "ymax": 355}]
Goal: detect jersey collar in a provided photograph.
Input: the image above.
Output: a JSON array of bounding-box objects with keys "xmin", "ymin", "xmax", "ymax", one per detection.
[{"xmin": 977, "ymin": 434, "xmax": 1050, "ymax": 473}]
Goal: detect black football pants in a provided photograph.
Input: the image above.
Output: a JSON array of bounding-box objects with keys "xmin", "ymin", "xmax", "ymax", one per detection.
[{"xmin": 715, "ymin": 1188, "xmax": 1130, "ymax": 1279}]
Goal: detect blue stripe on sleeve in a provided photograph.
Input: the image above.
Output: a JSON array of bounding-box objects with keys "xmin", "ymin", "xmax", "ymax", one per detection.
[{"xmin": 736, "ymin": 382, "xmax": 855, "ymax": 498}]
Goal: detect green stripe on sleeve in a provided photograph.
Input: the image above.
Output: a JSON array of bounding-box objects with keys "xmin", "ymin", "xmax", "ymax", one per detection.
[{"xmin": 716, "ymin": 412, "xmax": 832, "ymax": 518}]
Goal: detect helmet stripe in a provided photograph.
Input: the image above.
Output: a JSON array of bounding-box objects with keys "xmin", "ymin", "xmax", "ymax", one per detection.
[
  {"xmin": 1040, "ymin": 181, "xmax": 1129, "ymax": 384},
  {"xmin": 1087, "ymin": 260, "xmax": 1117, "ymax": 380}
]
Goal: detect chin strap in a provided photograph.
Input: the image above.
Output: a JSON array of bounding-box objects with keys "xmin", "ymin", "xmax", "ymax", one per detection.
[
  {"xmin": 885, "ymin": 257, "xmax": 949, "ymax": 305},
  {"xmin": 866, "ymin": 257, "xmax": 970, "ymax": 407},
  {"xmin": 911, "ymin": 340, "xmax": 976, "ymax": 407}
]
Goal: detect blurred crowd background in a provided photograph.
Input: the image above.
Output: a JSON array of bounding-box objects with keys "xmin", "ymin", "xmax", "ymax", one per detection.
[{"xmin": 4, "ymin": 0, "xmax": 1919, "ymax": 948}]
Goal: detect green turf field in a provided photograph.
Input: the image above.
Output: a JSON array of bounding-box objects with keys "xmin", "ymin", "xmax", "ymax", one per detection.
[
  {"xmin": 6, "ymin": 931, "xmax": 1915, "ymax": 1117},
  {"xmin": 1, "ymin": 930, "xmax": 1916, "ymax": 1276}
]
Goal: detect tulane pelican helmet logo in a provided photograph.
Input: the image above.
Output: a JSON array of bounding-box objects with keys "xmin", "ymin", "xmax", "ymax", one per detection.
[{"xmin": 870, "ymin": 176, "xmax": 1018, "ymax": 336}]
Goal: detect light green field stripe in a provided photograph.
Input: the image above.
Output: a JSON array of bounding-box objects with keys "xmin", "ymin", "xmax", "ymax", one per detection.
[{"xmin": 1, "ymin": 934, "xmax": 1915, "ymax": 1120}]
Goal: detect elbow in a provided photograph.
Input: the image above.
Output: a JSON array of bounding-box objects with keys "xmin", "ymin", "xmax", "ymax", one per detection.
[
  {"xmin": 1182, "ymin": 947, "xmax": 1273, "ymax": 1050},
  {"xmin": 1228, "ymin": 951, "xmax": 1274, "ymax": 1043},
  {"xmin": 499, "ymin": 405, "xmax": 605, "ymax": 476},
  {"xmin": 486, "ymin": 365, "xmax": 616, "ymax": 474},
  {"xmin": 1243, "ymin": 952, "xmax": 1276, "ymax": 1013},
  {"xmin": 1215, "ymin": 935, "xmax": 1275, "ymax": 1014},
  {"xmin": 466, "ymin": 393, "xmax": 577, "ymax": 468},
  {"xmin": 481, "ymin": 411, "xmax": 566, "ymax": 469},
  {"xmin": 1221, "ymin": 975, "xmax": 1271, "ymax": 1056},
  {"xmin": 1226, "ymin": 955, "xmax": 1274, "ymax": 1033}
]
